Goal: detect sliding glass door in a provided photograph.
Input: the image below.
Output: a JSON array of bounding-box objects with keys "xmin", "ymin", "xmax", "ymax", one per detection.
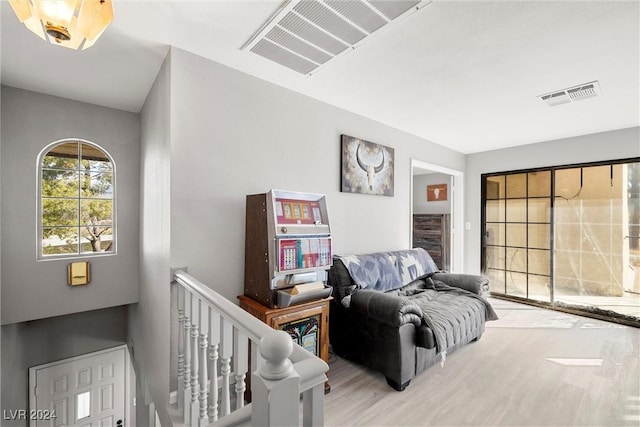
[
  {"xmin": 483, "ymin": 171, "xmax": 552, "ymax": 303},
  {"xmin": 482, "ymin": 159, "xmax": 640, "ymax": 322}
]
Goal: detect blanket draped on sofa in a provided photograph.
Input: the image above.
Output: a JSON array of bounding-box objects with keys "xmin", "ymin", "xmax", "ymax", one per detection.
[
  {"xmin": 329, "ymin": 248, "xmax": 498, "ymax": 390},
  {"xmin": 394, "ymin": 278, "xmax": 498, "ymax": 354},
  {"xmin": 337, "ymin": 248, "xmax": 497, "ymax": 355}
]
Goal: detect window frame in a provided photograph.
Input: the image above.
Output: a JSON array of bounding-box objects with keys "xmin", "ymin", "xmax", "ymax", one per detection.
[{"xmin": 37, "ymin": 139, "xmax": 117, "ymax": 261}]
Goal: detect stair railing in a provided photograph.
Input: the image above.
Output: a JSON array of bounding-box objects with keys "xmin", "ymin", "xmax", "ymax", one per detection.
[{"xmin": 172, "ymin": 269, "xmax": 328, "ymax": 426}]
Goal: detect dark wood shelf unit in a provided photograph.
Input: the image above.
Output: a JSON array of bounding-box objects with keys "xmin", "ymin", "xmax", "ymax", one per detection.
[{"xmin": 413, "ymin": 214, "xmax": 450, "ymax": 271}]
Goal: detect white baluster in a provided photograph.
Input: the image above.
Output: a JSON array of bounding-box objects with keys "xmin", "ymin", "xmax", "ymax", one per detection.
[
  {"xmin": 177, "ymin": 286, "xmax": 185, "ymax": 410},
  {"xmin": 233, "ymin": 329, "xmax": 248, "ymax": 410},
  {"xmin": 208, "ymin": 310, "xmax": 220, "ymax": 423},
  {"xmin": 251, "ymin": 330, "xmax": 300, "ymax": 427},
  {"xmin": 183, "ymin": 291, "xmax": 192, "ymax": 424},
  {"xmin": 220, "ymin": 317, "xmax": 233, "ymax": 417},
  {"xmin": 251, "ymin": 339, "xmax": 261, "ymax": 396},
  {"xmin": 190, "ymin": 295, "xmax": 200, "ymax": 425},
  {"xmin": 303, "ymin": 383, "xmax": 325, "ymax": 427},
  {"xmin": 171, "ymin": 272, "xmax": 328, "ymax": 427},
  {"xmin": 198, "ymin": 300, "xmax": 209, "ymax": 426}
]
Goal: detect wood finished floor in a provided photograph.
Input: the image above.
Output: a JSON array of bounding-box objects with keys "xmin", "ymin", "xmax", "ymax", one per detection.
[{"xmin": 324, "ymin": 298, "xmax": 640, "ymax": 427}]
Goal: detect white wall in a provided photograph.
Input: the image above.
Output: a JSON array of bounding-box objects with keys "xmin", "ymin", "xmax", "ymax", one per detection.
[
  {"xmin": 413, "ymin": 172, "xmax": 452, "ymax": 214},
  {"xmin": 169, "ymin": 48, "xmax": 466, "ymax": 303},
  {"xmin": 464, "ymin": 126, "xmax": 640, "ymax": 274},
  {"xmin": 0, "ymin": 87, "xmax": 140, "ymax": 324},
  {"xmin": 132, "ymin": 53, "xmax": 172, "ymax": 426}
]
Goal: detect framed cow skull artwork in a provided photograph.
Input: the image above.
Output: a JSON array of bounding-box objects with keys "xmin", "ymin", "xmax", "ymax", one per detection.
[
  {"xmin": 427, "ymin": 184, "xmax": 448, "ymax": 201},
  {"xmin": 340, "ymin": 134, "xmax": 394, "ymax": 196}
]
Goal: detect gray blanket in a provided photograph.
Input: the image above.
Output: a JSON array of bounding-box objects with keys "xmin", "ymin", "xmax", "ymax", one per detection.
[{"xmin": 394, "ymin": 278, "xmax": 498, "ymax": 354}]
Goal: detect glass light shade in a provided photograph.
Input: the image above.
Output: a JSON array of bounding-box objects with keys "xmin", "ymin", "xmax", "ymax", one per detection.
[{"xmin": 8, "ymin": 0, "xmax": 114, "ymax": 50}]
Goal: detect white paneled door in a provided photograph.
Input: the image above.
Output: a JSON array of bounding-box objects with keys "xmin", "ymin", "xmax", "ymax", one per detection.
[{"xmin": 29, "ymin": 345, "xmax": 127, "ymax": 427}]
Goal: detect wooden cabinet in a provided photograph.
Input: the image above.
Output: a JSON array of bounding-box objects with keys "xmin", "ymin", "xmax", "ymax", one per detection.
[
  {"xmin": 413, "ymin": 214, "xmax": 450, "ymax": 271},
  {"xmin": 238, "ymin": 295, "xmax": 332, "ymax": 392}
]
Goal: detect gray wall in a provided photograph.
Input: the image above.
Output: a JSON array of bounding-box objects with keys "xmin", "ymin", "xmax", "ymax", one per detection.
[
  {"xmin": 0, "ymin": 8, "xmax": 4, "ymax": 416},
  {"xmin": 0, "ymin": 306, "xmax": 129, "ymax": 426},
  {"xmin": 1, "ymin": 87, "xmax": 140, "ymax": 324},
  {"xmin": 169, "ymin": 47, "xmax": 466, "ymax": 303},
  {"xmin": 464, "ymin": 126, "xmax": 640, "ymax": 274},
  {"xmin": 413, "ymin": 172, "xmax": 452, "ymax": 215},
  {"xmin": 132, "ymin": 53, "xmax": 172, "ymax": 426}
]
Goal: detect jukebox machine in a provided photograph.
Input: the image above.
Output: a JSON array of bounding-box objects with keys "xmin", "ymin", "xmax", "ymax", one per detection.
[
  {"xmin": 243, "ymin": 189, "xmax": 333, "ymax": 308},
  {"xmin": 240, "ymin": 190, "xmax": 333, "ymax": 385}
]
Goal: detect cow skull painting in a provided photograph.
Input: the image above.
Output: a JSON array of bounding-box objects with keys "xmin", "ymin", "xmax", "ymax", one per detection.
[
  {"xmin": 341, "ymin": 135, "xmax": 394, "ymax": 196},
  {"xmin": 356, "ymin": 143, "xmax": 385, "ymax": 190}
]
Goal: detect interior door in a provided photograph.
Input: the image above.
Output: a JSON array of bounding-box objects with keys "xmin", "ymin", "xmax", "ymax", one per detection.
[{"xmin": 30, "ymin": 345, "xmax": 127, "ymax": 427}]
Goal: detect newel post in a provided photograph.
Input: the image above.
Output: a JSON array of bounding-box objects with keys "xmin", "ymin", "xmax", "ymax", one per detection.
[{"xmin": 252, "ymin": 330, "xmax": 300, "ymax": 427}]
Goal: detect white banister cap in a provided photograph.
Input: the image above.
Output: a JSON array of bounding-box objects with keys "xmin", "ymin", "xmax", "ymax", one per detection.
[{"xmin": 259, "ymin": 330, "xmax": 294, "ymax": 380}]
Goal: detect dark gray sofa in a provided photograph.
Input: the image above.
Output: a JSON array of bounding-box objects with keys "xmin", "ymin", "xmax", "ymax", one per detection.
[{"xmin": 328, "ymin": 248, "xmax": 497, "ymax": 391}]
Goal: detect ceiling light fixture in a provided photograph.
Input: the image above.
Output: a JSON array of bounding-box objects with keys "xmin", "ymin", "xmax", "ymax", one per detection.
[{"xmin": 8, "ymin": 0, "xmax": 114, "ymax": 50}]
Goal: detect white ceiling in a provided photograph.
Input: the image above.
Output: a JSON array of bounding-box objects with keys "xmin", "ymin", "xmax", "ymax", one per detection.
[{"xmin": 2, "ymin": 0, "xmax": 639, "ymax": 154}]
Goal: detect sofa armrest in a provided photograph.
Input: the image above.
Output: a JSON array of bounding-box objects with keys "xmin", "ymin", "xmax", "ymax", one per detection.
[
  {"xmin": 431, "ymin": 272, "xmax": 489, "ymax": 295},
  {"xmin": 349, "ymin": 290, "xmax": 423, "ymax": 328},
  {"xmin": 415, "ymin": 324, "xmax": 436, "ymax": 349}
]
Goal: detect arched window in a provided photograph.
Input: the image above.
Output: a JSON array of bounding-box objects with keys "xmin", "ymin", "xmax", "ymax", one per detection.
[{"xmin": 38, "ymin": 140, "xmax": 115, "ymax": 259}]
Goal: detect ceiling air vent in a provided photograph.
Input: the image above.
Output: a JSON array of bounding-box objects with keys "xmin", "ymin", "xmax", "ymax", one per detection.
[
  {"xmin": 539, "ymin": 81, "xmax": 601, "ymax": 107},
  {"xmin": 567, "ymin": 83, "xmax": 599, "ymax": 101},
  {"xmin": 243, "ymin": 0, "xmax": 431, "ymax": 75}
]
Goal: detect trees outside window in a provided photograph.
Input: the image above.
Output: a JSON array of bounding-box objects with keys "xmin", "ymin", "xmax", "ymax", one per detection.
[{"xmin": 39, "ymin": 140, "xmax": 115, "ymax": 258}]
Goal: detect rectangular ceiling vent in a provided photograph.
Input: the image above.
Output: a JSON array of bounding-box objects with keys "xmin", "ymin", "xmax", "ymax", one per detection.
[
  {"xmin": 539, "ymin": 81, "xmax": 601, "ymax": 107},
  {"xmin": 243, "ymin": 0, "xmax": 430, "ymax": 76}
]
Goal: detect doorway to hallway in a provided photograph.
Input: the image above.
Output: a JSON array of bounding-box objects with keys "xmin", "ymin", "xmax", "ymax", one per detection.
[{"xmin": 410, "ymin": 159, "xmax": 464, "ymax": 272}]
